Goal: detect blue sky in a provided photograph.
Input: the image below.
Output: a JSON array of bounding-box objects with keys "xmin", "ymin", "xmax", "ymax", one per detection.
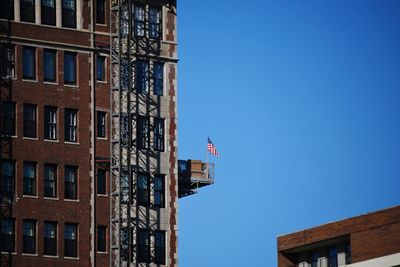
[{"xmin": 177, "ymin": 1, "xmax": 400, "ymax": 266}]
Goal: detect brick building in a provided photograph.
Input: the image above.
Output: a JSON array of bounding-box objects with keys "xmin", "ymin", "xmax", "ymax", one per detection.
[{"xmin": 277, "ymin": 205, "xmax": 400, "ymax": 267}]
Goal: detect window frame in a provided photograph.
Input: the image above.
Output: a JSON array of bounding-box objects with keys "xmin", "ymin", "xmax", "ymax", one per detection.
[
  {"xmin": 153, "ymin": 118, "xmax": 164, "ymax": 152},
  {"xmin": 64, "ymin": 108, "xmax": 78, "ymax": 142},
  {"xmin": 62, "ymin": 0, "xmax": 77, "ymax": 28},
  {"xmin": 153, "ymin": 62, "xmax": 164, "ymax": 96},
  {"xmin": 137, "ymin": 174, "xmax": 150, "ymax": 206},
  {"xmin": 64, "ymin": 51, "xmax": 77, "ymax": 85},
  {"xmin": 96, "ymin": 55, "xmax": 106, "ymax": 81},
  {"xmin": 41, "ymin": 0, "xmax": 56, "ymax": 26},
  {"xmin": 153, "ymin": 175, "xmax": 165, "ymax": 208},
  {"xmin": 137, "ymin": 229, "xmax": 150, "ymax": 263},
  {"xmin": 0, "ymin": 218, "xmax": 15, "ymax": 252},
  {"xmin": 23, "ymin": 219, "xmax": 37, "ymax": 254},
  {"xmin": 148, "ymin": 7, "xmax": 162, "ymax": 39},
  {"xmin": 96, "ymin": 0, "xmax": 105, "ymax": 24},
  {"xmin": 154, "ymin": 231, "xmax": 166, "ymax": 264},
  {"xmin": 23, "ymin": 161, "xmax": 37, "ymax": 196},
  {"xmin": 44, "ymin": 163, "xmax": 58, "ymax": 198},
  {"xmin": 137, "ymin": 116, "xmax": 150, "ymax": 149},
  {"xmin": 23, "ymin": 46, "xmax": 36, "ymax": 80},
  {"xmin": 97, "ymin": 111, "xmax": 106, "ymax": 138},
  {"xmin": 44, "ymin": 221, "xmax": 57, "ymax": 256},
  {"xmin": 1, "ymin": 160, "xmax": 15, "ymax": 196},
  {"xmin": 0, "ymin": 0, "xmax": 15, "ymax": 20},
  {"xmin": 136, "ymin": 60, "xmax": 148, "ymax": 94},
  {"xmin": 23, "ymin": 103, "xmax": 37, "ymax": 138},
  {"xmin": 44, "ymin": 106, "xmax": 58, "ymax": 140},
  {"xmin": 1, "ymin": 44, "xmax": 15, "ymax": 78},
  {"xmin": 133, "ymin": 5, "xmax": 145, "ymax": 37},
  {"xmin": 1, "ymin": 101, "xmax": 16, "ymax": 136},
  {"xmin": 43, "ymin": 49, "xmax": 57, "ymax": 82},
  {"xmin": 20, "ymin": 0, "xmax": 35, "ymax": 23},
  {"xmin": 64, "ymin": 165, "xmax": 78, "ymax": 200},
  {"xmin": 97, "ymin": 225, "xmax": 107, "ymax": 252},
  {"xmin": 97, "ymin": 168, "xmax": 106, "ymax": 195},
  {"xmin": 64, "ymin": 223, "xmax": 78, "ymax": 258}
]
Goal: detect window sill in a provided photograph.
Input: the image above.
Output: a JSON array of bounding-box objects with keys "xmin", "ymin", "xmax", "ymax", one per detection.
[
  {"xmin": 1, "ymin": 252, "xmax": 16, "ymax": 255},
  {"xmin": 44, "ymin": 139, "xmax": 59, "ymax": 143},
  {"xmin": 97, "ymin": 251, "xmax": 108, "ymax": 255},
  {"xmin": 23, "ymin": 195, "xmax": 38, "ymax": 199},
  {"xmin": 97, "ymin": 194, "xmax": 108, "ymax": 198},
  {"xmin": 43, "ymin": 81, "xmax": 59, "ymax": 85},
  {"xmin": 44, "ymin": 197, "xmax": 59, "ymax": 201},
  {"xmin": 64, "ymin": 141, "xmax": 79, "ymax": 145},
  {"xmin": 97, "ymin": 137, "xmax": 107, "ymax": 140},
  {"xmin": 22, "ymin": 79, "xmax": 38, "ymax": 83},
  {"xmin": 23, "ymin": 137, "xmax": 38, "ymax": 141},
  {"xmin": 64, "ymin": 84, "xmax": 78, "ymax": 88},
  {"xmin": 43, "ymin": 254, "xmax": 59, "ymax": 258},
  {"xmin": 22, "ymin": 253, "xmax": 38, "ymax": 257},
  {"xmin": 64, "ymin": 256, "xmax": 79, "ymax": 260},
  {"xmin": 96, "ymin": 80, "xmax": 107, "ymax": 84},
  {"xmin": 96, "ymin": 23, "xmax": 107, "ymax": 27},
  {"xmin": 64, "ymin": 199, "xmax": 80, "ymax": 203}
]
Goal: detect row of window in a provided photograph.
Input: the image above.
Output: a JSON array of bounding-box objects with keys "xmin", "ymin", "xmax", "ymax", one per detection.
[
  {"xmin": 298, "ymin": 244, "xmax": 351, "ymax": 267},
  {"xmin": 0, "ymin": 219, "xmax": 107, "ymax": 257},
  {"xmin": 0, "ymin": 0, "xmax": 106, "ymax": 28}
]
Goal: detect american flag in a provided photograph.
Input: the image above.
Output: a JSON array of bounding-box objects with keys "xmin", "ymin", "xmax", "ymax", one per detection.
[{"xmin": 207, "ymin": 137, "xmax": 220, "ymax": 156}]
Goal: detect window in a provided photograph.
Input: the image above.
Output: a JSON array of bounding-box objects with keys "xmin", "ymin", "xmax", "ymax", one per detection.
[
  {"xmin": 23, "ymin": 46, "xmax": 36, "ymax": 80},
  {"xmin": 20, "ymin": 0, "xmax": 35, "ymax": 23},
  {"xmin": 96, "ymin": 0, "xmax": 105, "ymax": 24},
  {"xmin": 96, "ymin": 56, "xmax": 106, "ymax": 81},
  {"xmin": 1, "ymin": 102, "xmax": 16, "ymax": 136},
  {"xmin": 64, "ymin": 52, "xmax": 77, "ymax": 84},
  {"xmin": 65, "ymin": 166, "xmax": 77, "ymax": 199},
  {"xmin": 154, "ymin": 175, "xmax": 164, "ymax": 208},
  {"xmin": 310, "ymin": 253, "xmax": 319, "ymax": 267},
  {"xmin": 136, "ymin": 60, "xmax": 148, "ymax": 93},
  {"xmin": 23, "ymin": 104, "xmax": 37, "ymax": 138},
  {"xmin": 138, "ymin": 174, "xmax": 149, "ymax": 206},
  {"xmin": 0, "ymin": 0, "xmax": 14, "ymax": 20},
  {"xmin": 41, "ymin": 0, "xmax": 56, "ymax": 25},
  {"xmin": 97, "ymin": 226, "xmax": 106, "ymax": 252},
  {"xmin": 44, "ymin": 222, "xmax": 57, "ymax": 255},
  {"xmin": 44, "ymin": 106, "xmax": 57, "ymax": 140},
  {"xmin": 43, "ymin": 49, "xmax": 57, "ymax": 82},
  {"xmin": 0, "ymin": 44, "xmax": 15, "ymax": 78},
  {"xmin": 138, "ymin": 229, "xmax": 150, "ymax": 263},
  {"xmin": 137, "ymin": 116, "xmax": 149, "ymax": 149},
  {"xmin": 134, "ymin": 6, "xmax": 145, "ymax": 37},
  {"xmin": 64, "ymin": 223, "xmax": 77, "ymax": 257},
  {"xmin": 149, "ymin": 8, "xmax": 161, "ymax": 39},
  {"xmin": 1, "ymin": 160, "xmax": 14, "ymax": 196},
  {"xmin": 44, "ymin": 164, "xmax": 57, "ymax": 198},
  {"xmin": 153, "ymin": 118, "xmax": 164, "ymax": 151},
  {"xmin": 328, "ymin": 248, "xmax": 338, "ymax": 267},
  {"xmin": 345, "ymin": 243, "xmax": 351, "ymax": 264},
  {"xmin": 0, "ymin": 218, "xmax": 15, "ymax": 252},
  {"xmin": 23, "ymin": 220, "xmax": 36, "ymax": 254},
  {"xmin": 23, "ymin": 161, "xmax": 36, "ymax": 196},
  {"xmin": 64, "ymin": 108, "xmax": 77, "ymax": 142},
  {"xmin": 62, "ymin": 0, "xmax": 76, "ymax": 28},
  {"xmin": 97, "ymin": 111, "xmax": 106, "ymax": 138},
  {"xmin": 154, "ymin": 231, "xmax": 166, "ymax": 264},
  {"xmin": 153, "ymin": 62, "xmax": 164, "ymax": 96},
  {"xmin": 97, "ymin": 169, "xmax": 106, "ymax": 195}
]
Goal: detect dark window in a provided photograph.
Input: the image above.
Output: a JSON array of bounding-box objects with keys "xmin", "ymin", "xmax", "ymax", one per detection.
[
  {"xmin": 149, "ymin": 8, "xmax": 161, "ymax": 39},
  {"xmin": 97, "ymin": 169, "xmax": 106, "ymax": 195},
  {"xmin": 23, "ymin": 220, "xmax": 36, "ymax": 254},
  {"xmin": 96, "ymin": 0, "xmax": 105, "ymax": 24},
  {"xmin": 23, "ymin": 104, "xmax": 37, "ymax": 138},
  {"xmin": 44, "ymin": 222, "xmax": 57, "ymax": 255},
  {"xmin": 0, "ymin": 44, "xmax": 15, "ymax": 78},
  {"xmin": 154, "ymin": 175, "xmax": 164, "ymax": 208},
  {"xmin": 0, "ymin": 0, "xmax": 14, "ymax": 20},
  {"xmin": 154, "ymin": 231, "xmax": 165, "ymax": 264},
  {"xmin": 134, "ymin": 6, "xmax": 145, "ymax": 37},
  {"xmin": 23, "ymin": 161, "xmax": 36, "ymax": 196},
  {"xmin": 1, "ymin": 102, "xmax": 16, "ymax": 136},
  {"xmin": 153, "ymin": 62, "xmax": 164, "ymax": 96},
  {"xmin": 41, "ymin": 0, "xmax": 56, "ymax": 25},
  {"xmin": 23, "ymin": 46, "xmax": 36, "ymax": 80},
  {"xmin": 20, "ymin": 0, "xmax": 35, "ymax": 22},
  {"xmin": 311, "ymin": 253, "xmax": 319, "ymax": 267},
  {"xmin": 136, "ymin": 60, "xmax": 148, "ymax": 93},
  {"xmin": 138, "ymin": 229, "xmax": 150, "ymax": 263},
  {"xmin": 1, "ymin": 160, "xmax": 14, "ymax": 196},
  {"xmin": 137, "ymin": 116, "xmax": 149, "ymax": 149},
  {"xmin": 65, "ymin": 166, "xmax": 77, "ymax": 200},
  {"xmin": 0, "ymin": 218, "xmax": 15, "ymax": 252},
  {"xmin": 345, "ymin": 243, "xmax": 351, "ymax": 264},
  {"xmin": 97, "ymin": 225, "xmax": 106, "ymax": 252},
  {"xmin": 62, "ymin": 0, "xmax": 76, "ymax": 28},
  {"xmin": 96, "ymin": 56, "xmax": 106, "ymax": 81},
  {"xmin": 64, "ymin": 223, "xmax": 77, "ymax": 257},
  {"xmin": 44, "ymin": 106, "xmax": 57, "ymax": 140},
  {"xmin": 43, "ymin": 49, "xmax": 57, "ymax": 82},
  {"xmin": 328, "ymin": 247, "xmax": 338, "ymax": 267},
  {"xmin": 153, "ymin": 118, "xmax": 164, "ymax": 151},
  {"xmin": 44, "ymin": 164, "xmax": 57, "ymax": 198},
  {"xmin": 97, "ymin": 111, "xmax": 106, "ymax": 138},
  {"xmin": 64, "ymin": 108, "xmax": 77, "ymax": 142},
  {"xmin": 138, "ymin": 174, "xmax": 149, "ymax": 206},
  {"xmin": 64, "ymin": 52, "xmax": 77, "ymax": 84}
]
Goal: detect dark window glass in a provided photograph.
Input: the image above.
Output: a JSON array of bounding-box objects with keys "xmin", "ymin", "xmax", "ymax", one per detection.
[
  {"xmin": 0, "ymin": 44, "xmax": 15, "ymax": 78},
  {"xmin": 97, "ymin": 111, "xmax": 106, "ymax": 138},
  {"xmin": 96, "ymin": 56, "xmax": 105, "ymax": 81},
  {"xmin": 137, "ymin": 116, "xmax": 149, "ymax": 149},
  {"xmin": 97, "ymin": 226, "xmax": 106, "ymax": 252},
  {"xmin": 44, "ymin": 222, "xmax": 57, "ymax": 255},
  {"xmin": 1, "ymin": 102, "xmax": 16, "ymax": 136},
  {"xmin": 153, "ymin": 62, "xmax": 163, "ymax": 96},
  {"xmin": 153, "ymin": 118, "xmax": 164, "ymax": 151},
  {"xmin": 311, "ymin": 253, "xmax": 319, "ymax": 267},
  {"xmin": 134, "ymin": 6, "xmax": 145, "ymax": 37},
  {"xmin": 23, "ymin": 220, "xmax": 36, "ymax": 254},
  {"xmin": 64, "ymin": 52, "xmax": 77, "ymax": 84},
  {"xmin": 97, "ymin": 169, "xmax": 106, "ymax": 195},
  {"xmin": 65, "ymin": 166, "xmax": 77, "ymax": 199},
  {"xmin": 20, "ymin": 0, "xmax": 35, "ymax": 22},
  {"xmin": 149, "ymin": 8, "xmax": 161, "ymax": 39},
  {"xmin": 138, "ymin": 229, "xmax": 150, "ymax": 263},
  {"xmin": 62, "ymin": 0, "xmax": 76, "ymax": 28},
  {"xmin": 23, "ymin": 162, "xmax": 36, "ymax": 196},
  {"xmin": 23, "ymin": 47, "xmax": 36, "ymax": 80},
  {"xmin": 154, "ymin": 175, "xmax": 164, "ymax": 208},
  {"xmin": 154, "ymin": 231, "xmax": 165, "ymax": 264},
  {"xmin": 64, "ymin": 223, "xmax": 77, "ymax": 257},
  {"xmin": 64, "ymin": 108, "xmax": 77, "ymax": 142},
  {"xmin": 44, "ymin": 106, "xmax": 57, "ymax": 140},
  {"xmin": 44, "ymin": 164, "xmax": 57, "ymax": 198},
  {"xmin": 41, "ymin": 0, "xmax": 56, "ymax": 25},
  {"xmin": 96, "ymin": 0, "xmax": 105, "ymax": 24},
  {"xmin": 0, "ymin": 218, "xmax": 15, "ymax": 252},
  {"xmin": 43, "ymin": 49, "xmax": 56, "ymax": 82},
  {"xmin": 0, "ymin": 0, "xmax": 14, "ymax": 20},
  {"xmin": 1, "ymin": 160, "xmax": 14, "ymax": 196},
  {"xmin": 328, "ymin": 247, "xmax": 338, "ymax": 267},
  {"xmin": 136, "ymin": 60, "xmax": 148, "ymax": 93},
  {"xmin": 345, "ymin": 243, "xmax": 351, "ymax": 264},
  {"xmin": 23, "ymin": 104, "xmax": 37, "ymax": 138},
  {"xmin": 138, "ymin": 174, "xmax": 149, "ymax": 206}
]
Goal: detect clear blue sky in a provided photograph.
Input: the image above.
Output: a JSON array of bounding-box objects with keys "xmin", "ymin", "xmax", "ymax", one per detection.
[{"xmin": 177, "ymin": 1, "xmax": 400, "ymax": 266}]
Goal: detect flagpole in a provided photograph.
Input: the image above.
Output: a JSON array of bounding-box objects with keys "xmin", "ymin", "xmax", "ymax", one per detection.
[{"xmin": 206, "ymin": 138, "xmax": 209, "ymax": 178}]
